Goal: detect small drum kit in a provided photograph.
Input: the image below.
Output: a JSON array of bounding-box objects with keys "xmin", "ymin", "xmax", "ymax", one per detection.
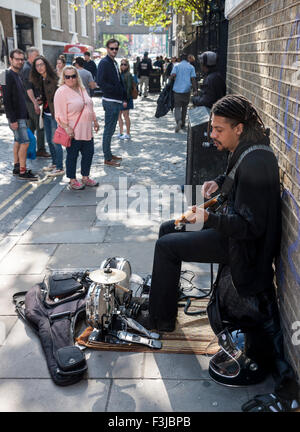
[{"xmin": 85, "ymin": 257, "xmax": 162, "ymax": 349}]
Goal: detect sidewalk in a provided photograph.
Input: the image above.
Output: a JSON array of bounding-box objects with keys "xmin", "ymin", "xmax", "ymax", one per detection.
[{"xmin": 0, "ymin": 95, "xmax": 274, "ymax": 412}]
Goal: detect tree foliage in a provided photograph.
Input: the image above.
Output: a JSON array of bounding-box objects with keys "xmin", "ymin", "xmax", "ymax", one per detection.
[{"xmin": 83, "ymin": 0, "xmax": 206, "ymax": 27}]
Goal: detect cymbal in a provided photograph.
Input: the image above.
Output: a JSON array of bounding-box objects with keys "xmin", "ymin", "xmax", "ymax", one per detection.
[{"xmin": 89, "ymin": 268, "xmax": 127, "ymax": 284}]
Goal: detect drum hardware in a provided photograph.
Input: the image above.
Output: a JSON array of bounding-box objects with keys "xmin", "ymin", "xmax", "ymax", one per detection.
[{"xmin": 86, "ymin": 258, "xmax": 162, "ymax": 350}]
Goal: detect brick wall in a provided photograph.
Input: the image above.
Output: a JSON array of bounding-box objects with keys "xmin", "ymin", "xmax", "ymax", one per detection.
[{"xmin": 227, "ymin": 0, "xmax": 300, "ymax": 380}]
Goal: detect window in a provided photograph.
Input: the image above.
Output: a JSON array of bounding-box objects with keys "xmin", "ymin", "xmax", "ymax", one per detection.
[
  {"xmin": 68, "ymin": 0, "xmax": 76, "ymax": 33},
  {"xmin": 120, "ymin": 13, "xmax": 130, "ymax": 26},
  {"xmin": 105, "ymin": 16, "xmax": 114, "ymax": 26},
  {"xmin": 50, "ymin": 0, "xmax": 61, "ymax": 29},
  {"xmin": 81, "ymin": 0, "xmax": 87, "ymax": 37}
]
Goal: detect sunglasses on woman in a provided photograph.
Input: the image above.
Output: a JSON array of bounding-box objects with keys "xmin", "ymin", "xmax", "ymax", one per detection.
[
  {"xmin": 121, "ymin": 63, "xmax": 127, "ymax": 66},
  {"xmin": 65, "ymin": 74, "xmax": 77, "ymax": 79}
]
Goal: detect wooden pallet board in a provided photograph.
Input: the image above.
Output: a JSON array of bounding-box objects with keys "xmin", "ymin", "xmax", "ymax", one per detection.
[{"xmin": 76, "ymin": 299, "xmax": 219, "ymax": 355}]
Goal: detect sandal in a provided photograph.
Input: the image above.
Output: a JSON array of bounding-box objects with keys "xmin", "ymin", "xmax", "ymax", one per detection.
[
  {"xmin": 68, "ymin": 180, "xmax": 85, "ymax": 190},
  {"xmin": 82, "ymin": 178, "xmax": 99, "ymax": 187},
  {"xmin": 242, "ymin": 393, "xmax": 299, "ymax": 412}
]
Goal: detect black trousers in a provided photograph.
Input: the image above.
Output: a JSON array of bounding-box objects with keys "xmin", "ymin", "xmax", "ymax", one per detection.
[
  {"xmin": 149, "ymin": 220, "xmax": 299, "ymax": 400},
  {"xmin": 149, "ymin": 220, "xmax": 229, "ymax": 323}
]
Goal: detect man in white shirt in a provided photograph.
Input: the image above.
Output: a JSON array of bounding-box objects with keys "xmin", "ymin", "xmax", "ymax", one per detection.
[{"xmin": 171, "ymin": 53, "xmax": 198, "ymax": 132}]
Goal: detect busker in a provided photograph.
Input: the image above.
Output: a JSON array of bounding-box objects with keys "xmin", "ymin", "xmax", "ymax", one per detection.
[
  {"xmin": 3, "ymin": 49, "xmax": 38, "ymax": 180},
  {"xmin": 96, "ymin": 38, "xmax": 127, "ymax": 167},
  {"xmin": 141, "ymin": 94, "xmax": 299, "ymax": 412},
  {"xmin": 192, "ymin": 51, "xmax": 226, "ymax": 109}
]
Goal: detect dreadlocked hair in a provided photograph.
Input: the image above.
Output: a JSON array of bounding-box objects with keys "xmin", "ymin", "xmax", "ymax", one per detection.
[{"xmin": 210, "ymin": 94, "xmax": 268, "ymax": 143}]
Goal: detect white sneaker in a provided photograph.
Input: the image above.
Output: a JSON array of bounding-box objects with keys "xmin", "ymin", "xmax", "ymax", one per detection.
[
  {"xmin": 117, "ymin": 133, "xmax": 123, "ymax": 139},
  {"xmin": 43, "ymin": 165, "xmax": 56, "ymax": 172},
  {"xmin": 122, "ymin": 134, "xmax": 131, "ymax": 140},
  {"xmin": 47, "ymin": 169, "xmax": 65, "ymax": 177}
]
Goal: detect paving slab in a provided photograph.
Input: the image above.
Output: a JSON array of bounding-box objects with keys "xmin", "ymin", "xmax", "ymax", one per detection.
[
  {"xmin": 0, "ymin": 320, "xmax": 49, "ymax": 378},
  {"xmin": 86, "ymin": 351, "xmax": 144, "ymax": 379},
  {"xmin": 0, "ymin": 274, "xmax": 43, "ymax": 315},
  {"xmin": 0, "ymin": 378, "xmax": 108, "ymax": 412},
  {"xmin": 48, "ymin": 242, "xmax": 156, "ymax": 275},
  {"xmin": 107, "ymin": 378, "xmax": 249, "ymax": 412},
  {"xmin": 143, "ymin": 352, "xmax": 210, "ymax": 380},
  {"xmin": 0, "ymin": 244, "xmax": 57, "ymax": 275}
]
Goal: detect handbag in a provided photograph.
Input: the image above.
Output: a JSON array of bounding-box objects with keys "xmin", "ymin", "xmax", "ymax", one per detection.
[
  {"xmin": 53, "ymin": 90, "xmax": 85, "ymax": 147},
  {"xmin": 131, "ymin": 81, "xmax": 138, "ymax": 99},
  {"xmin": 26, "ymin": 128, "xmax": 37, "ymax": 160},
  {"xmin": 39, "ymin": 105, "xmax": 44, "ymax": 129}
]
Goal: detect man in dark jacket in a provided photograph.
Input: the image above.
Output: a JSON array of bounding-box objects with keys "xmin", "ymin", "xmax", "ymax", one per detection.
[
  {"xmin": 143, "ymin": 94, "xmax": 299, "ymax": 412},
  {"xmin": 83, "ymin": 51, "xmax": 97, "ymax": 79},
  {"xmin": 192, "ymin": 51, "xmax": 226, "ymax": 109},
  {"xmin": 97, "ymin": 39, "xmax": 127, "ymax": 167},
  {"xmin": 137, "ymin": 52, "xmax": 152, "ymax": 98},
  {"xmin": 3, "ymin": 49, "xmax": 38, "ymax": 180}
]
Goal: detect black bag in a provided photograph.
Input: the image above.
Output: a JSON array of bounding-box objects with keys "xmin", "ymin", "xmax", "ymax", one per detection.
[
  {"xmin": 207, "ymin": 265, "xmax": 277, "ymax": 335},
  {"xmin": 13, "ymin": 272, "xmax": 89, "ymax": 386}
]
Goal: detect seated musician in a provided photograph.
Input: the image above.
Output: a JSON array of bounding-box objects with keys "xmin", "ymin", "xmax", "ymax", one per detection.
[{"xmin": 140, "ymin": 94, "xmax": 299, "ymax": 412}]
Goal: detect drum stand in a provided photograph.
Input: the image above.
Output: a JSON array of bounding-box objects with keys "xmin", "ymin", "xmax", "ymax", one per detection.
[{"xmin": 87, "ymin": 268, "xmax": 162, "ymax": 350}]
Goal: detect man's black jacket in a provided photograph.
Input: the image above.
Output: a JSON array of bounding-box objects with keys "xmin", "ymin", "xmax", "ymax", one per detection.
[
  {"xmin": 206, "ymin": 137, "xmax": 281, "ymax": 297},
  {"xmin": 3, "ymin": 69, "xmax": 28, "ymax": 123},
  {"xmin": 155, "ymin": 81, "xmax": 174, "ymax": 118},
  {"xmin": 96, "ymin": 55, "xmax": 127, "ymax": 101},
  {"xmin": 193, "ymin": 69, "xmax": 226, "ymax": 108}
]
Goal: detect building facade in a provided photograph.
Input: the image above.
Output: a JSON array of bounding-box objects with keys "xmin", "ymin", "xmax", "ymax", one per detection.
[
  {"xmin": 0, "ymin": 0, "xmax": 43, "ymax": 66},
  {"xmin": 225, "ymin": 0, "xmax": 300, "ymax": 381},
  {"xmin": 41, "ymin": 0, "xmax": 97, "ymax": 66}
]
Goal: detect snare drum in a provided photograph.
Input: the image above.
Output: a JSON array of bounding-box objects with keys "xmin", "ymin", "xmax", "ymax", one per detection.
[{"xmin": 86, "ymin": 283, "xmax": 115, "ymax": 329}]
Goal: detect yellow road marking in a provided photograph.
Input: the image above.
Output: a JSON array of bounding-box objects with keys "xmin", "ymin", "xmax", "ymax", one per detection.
[
  {"xmin": 0, "ymin": 183, "xmax": 31, "ymax": 211},
  {"xmin": 0, "ymin": 176, "xmax": 52, "ymax": 222}
]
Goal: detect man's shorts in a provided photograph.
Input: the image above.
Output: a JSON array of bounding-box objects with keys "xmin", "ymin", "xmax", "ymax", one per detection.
[{"xmin": 8, "ymin": 119, "xmax": 29, "ymax": 144}]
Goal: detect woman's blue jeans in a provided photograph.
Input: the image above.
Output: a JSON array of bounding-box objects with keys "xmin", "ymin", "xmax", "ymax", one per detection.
[
  {"xmin": 43, "ymin": 114, "xmax": 63, "ymax": 170},
  {"xmin": 66, "ymin": 138, "xmax": 94, "ymax": 179}
]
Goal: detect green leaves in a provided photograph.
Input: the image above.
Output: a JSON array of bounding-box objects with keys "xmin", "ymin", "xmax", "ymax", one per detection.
[{"xmin": 82, "ymin": 0, "xmax": 205, "ymax": 28}]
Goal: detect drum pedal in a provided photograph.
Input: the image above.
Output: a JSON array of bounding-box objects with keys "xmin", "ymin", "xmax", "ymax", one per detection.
[
  {"xmin": 117, "ymin": 331, "xmax": 162, "ymax": 349},
  {"xmin": 121, "ymin": 316, "xmax": 160, "ymax": 340},
  {"xmin": 88, "ymin": 328, "xmax": 101, "ymax": 342}
]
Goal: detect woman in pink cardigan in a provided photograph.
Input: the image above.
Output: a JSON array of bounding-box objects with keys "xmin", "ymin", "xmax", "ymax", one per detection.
[{"xmin": 54, "ymin": 65, "xmax": 100, "ymax": 190}]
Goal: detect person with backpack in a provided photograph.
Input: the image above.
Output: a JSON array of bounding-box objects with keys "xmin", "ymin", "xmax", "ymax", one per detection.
[
  {"xmin": 137, "ymin": 52, "xmax": 152, "ymax": 98},
  {"xmin": 3, "ymin": 49, "xmax": 38, "ymax": 180}
]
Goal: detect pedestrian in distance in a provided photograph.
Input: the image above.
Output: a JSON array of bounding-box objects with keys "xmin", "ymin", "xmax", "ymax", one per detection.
[
  {"xmin": 30, "ymin": 55, "xmax": 64, "ymax": 177},
  {"xmin": 137, "ymin": 51, "xmax": 152, "ymax": 98},
  {"xmin": 54, "ymin": 66, "xmax": 100, "ymax": 190},
  {"xmin": 83, "ymin": 51, "xmax": 97, "ymax": 80},
  {"xmin": 20, "ymin": 46, "xmax": 50, "ymax": 158},
  {"xmin": 133, "ymin": 56, "xmax": 140, "ymax": 94},
  {"xmin": 117, "ymin": 59, "xmax": 134, "ymax": 140},
  {"xmin": 96, "ymin": 38, "xmax": 127, "ymax": 167},
  {"xmin": 74, "ymin": 56, "xmax": 97, "ymax": 97},
  {"xmin": 171, "ymin": 52, "xmax": 198, "ymax": 132},
  {"xmin": 192, "ymin": 51, "xmax": 226, "ymax": 109},
  {"xmin": 2, "ymin": 48, "xmax": 38, "ymax": 180},
  {"xmin": 56, "ymin": 55, "xmax": 66, "ymax": 78}
]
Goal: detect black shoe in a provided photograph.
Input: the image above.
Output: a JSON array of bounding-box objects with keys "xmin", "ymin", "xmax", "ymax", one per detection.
[
  {"xmin": 135, "ymin": 309, "xmax": 176, "ymax": 333},
  {"xmin": 19, "ymin": 170, "xmax": 38, "ymax": 181},
  {"xmin": 13, "ymin": 164, "xmax": 20, "ymax": 175}
]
